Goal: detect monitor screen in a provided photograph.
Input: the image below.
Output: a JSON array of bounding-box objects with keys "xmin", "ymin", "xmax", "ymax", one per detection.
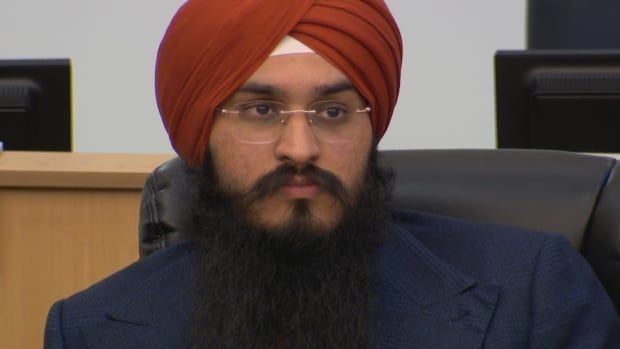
[
  {"xmin": 0, "ymin": 59, "xmax": 71, "ymax": 151},
  {"xmin": 495, "ymin": 50, "xmax": 620, "ymax": 153}
]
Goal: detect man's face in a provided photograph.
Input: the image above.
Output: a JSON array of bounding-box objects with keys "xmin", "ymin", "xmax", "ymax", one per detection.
[{"xmin": 208, "ymin": 53, "xmax": 373, "ymax": 233}]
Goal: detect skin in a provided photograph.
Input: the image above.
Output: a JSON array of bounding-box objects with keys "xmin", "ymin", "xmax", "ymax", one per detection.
[{"xmin": 208, "ymin": 53, "xmax": 373, "ymax": 233}]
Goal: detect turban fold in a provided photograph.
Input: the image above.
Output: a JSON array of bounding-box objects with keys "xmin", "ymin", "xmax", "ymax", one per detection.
[{"xmin": 156, "ymin": 0, "xmax": 403, "ymax": 168}]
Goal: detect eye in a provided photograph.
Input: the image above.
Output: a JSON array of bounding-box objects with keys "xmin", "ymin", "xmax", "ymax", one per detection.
[
  {"xmin": 237, "ymin": 101, "xmax": 281, "ymax": 119},
  {"xmin": 254, "ymin": 104, "xmax": 272, "ymax": 115},
  {"xmin": 324, "ymin": 107, "xmax": 344, "ymax": 118},
  {"xmin": 314, "ymin": 102, "xmax": 349, "ymax": 121}
]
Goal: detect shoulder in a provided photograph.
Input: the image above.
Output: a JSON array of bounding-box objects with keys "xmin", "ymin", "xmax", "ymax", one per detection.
[
  {"xmin": 388, "ymin": 209, "xmax": 620, "ymax": 347},
  {"xmin": 392, "ymin": 208, "xmax": 562, "ymax": 244},
  {"xmin": 390, "ymin": 208, "xmax": 568, "ymax": 269},
  {"xmin": 44, "ymin": 243, "xmax": 193, "ymax": 341},
  {"xmin": 45, "ymin": 244, "xmax": 192, "ymax": 348},
  {"xmin": 66, "ymin": 242, "xmax": 193, "ymax": 308}
]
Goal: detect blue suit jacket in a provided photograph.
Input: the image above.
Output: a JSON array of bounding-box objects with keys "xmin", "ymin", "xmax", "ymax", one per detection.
[{"xmin": 44, "ymin": 210, "xmax": 620, "ymax": 348}]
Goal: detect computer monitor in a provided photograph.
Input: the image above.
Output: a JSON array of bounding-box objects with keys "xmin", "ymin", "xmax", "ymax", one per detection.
[
  {"xmin": 495, "ymin": 50, "xmax": 620, "ymax": 153},
  {"xmin": 0, "ymin": 59, "xmax": 71, "ymax": 151}
]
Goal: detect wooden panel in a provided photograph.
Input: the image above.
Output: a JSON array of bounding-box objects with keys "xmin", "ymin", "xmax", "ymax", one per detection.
[
  {"xmin": 0, "ymin": 151, "xmax": 174, "ymax": 188},
  {"xmin": 0, "ymin": 151, "xmax": 175, "ymax": 349}
]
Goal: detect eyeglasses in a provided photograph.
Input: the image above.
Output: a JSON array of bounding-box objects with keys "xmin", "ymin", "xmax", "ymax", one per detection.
[{"xmin": 215, "ymin": 100, "xmax": 371, "ymax": 144}]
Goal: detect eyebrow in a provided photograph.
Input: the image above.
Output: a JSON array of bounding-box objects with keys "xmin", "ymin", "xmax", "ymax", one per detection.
[
  {"xmin": 236, "ymin": 82, "xmax": 281, "ymax": 96},
  {"xmin": 236, "ymin": 80, "xmax": 356, "ymax": 97},
  {"xmin": 315, "ymin": 80, "xmax": 356, "ymax": 96}
]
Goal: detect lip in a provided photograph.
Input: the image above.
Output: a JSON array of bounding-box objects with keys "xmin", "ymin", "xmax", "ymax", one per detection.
[{"xmin": 280, "ymin": 177, "xmax": 320, "ymax": 198}]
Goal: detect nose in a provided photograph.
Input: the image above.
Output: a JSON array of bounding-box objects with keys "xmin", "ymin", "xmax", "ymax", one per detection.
[{"xmin": 274, "ymin": 113, "xmax": 320, "ymax": 165}]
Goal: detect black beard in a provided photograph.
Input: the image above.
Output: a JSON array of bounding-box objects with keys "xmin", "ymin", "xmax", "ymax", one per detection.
[{"xmin": 185, "ymin": 148, "xmax": 394, "ymax": 348}]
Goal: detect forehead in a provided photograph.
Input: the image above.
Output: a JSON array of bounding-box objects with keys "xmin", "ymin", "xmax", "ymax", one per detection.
[{"xmin": 242, "ymin": 53, "xmax": 354, "ymax": 93}]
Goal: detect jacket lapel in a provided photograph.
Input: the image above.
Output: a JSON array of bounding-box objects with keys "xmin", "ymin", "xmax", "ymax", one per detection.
[
  {"xmin": 375, "ymin": 223, "xmax": 499, "ymax": 349},
  {"xmin": 80, "ymin": 249, "xmax": 193, "ymax": 349},
  {"xmin": 78, "ymin": 223, "xmax": 499, "ymax": 348}
]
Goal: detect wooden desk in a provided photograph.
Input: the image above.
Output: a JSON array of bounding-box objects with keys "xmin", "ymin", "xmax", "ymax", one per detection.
[{"xmin": 0, "ymin": 151, "xmax": 174, "ymax": 349}]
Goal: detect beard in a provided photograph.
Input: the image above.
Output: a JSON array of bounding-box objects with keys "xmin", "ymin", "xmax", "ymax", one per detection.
[{"xmin": 185, "ymin": 148, "xmax": 394, "ymax": 348}]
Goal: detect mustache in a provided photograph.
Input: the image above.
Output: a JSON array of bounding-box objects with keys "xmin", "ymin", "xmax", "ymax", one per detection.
[{"xmin": 240, "ymin": 162, "xmax": 350, "ymax": 207}]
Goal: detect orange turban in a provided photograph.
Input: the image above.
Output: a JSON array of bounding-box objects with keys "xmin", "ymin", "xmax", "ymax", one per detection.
[{"xmin": 155, "ymin": 0, "xmax": 403, "ymax": 168}]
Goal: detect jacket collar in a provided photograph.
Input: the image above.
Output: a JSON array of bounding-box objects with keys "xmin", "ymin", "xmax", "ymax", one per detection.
[
  {"xmin": 80, "ymin": 244, "xmax": 194, "ymax": 348},
  {"xmin": 80, "ymin": 224, "xmax": 499, "ymax": 348},
  {"xmin": 374, "ymin": 222, "xmax": 499, "ymax": 348}
]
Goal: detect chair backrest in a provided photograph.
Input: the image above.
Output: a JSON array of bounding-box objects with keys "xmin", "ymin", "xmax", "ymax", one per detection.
[
  {"xmin": 527, "ymin": 0, "xmax": 620, "ymax": 49},
  {"xmin": 139, "ymin": 149, "xmax": 620, "ymax": 311}
]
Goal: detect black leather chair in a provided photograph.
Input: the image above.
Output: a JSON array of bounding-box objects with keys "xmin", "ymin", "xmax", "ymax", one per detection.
[
  {"xmin": 527, "ymin": 0, "xmax": 620, "ymax": 49},
  {"xmin": 139, "ymin": 149, "xmax": 620, "ymax": 311}
]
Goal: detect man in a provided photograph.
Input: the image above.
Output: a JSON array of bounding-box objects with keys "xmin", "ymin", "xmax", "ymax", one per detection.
[{"xmin": 44, "ymin": 1, "xmax": 619, "ymax": 348}]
